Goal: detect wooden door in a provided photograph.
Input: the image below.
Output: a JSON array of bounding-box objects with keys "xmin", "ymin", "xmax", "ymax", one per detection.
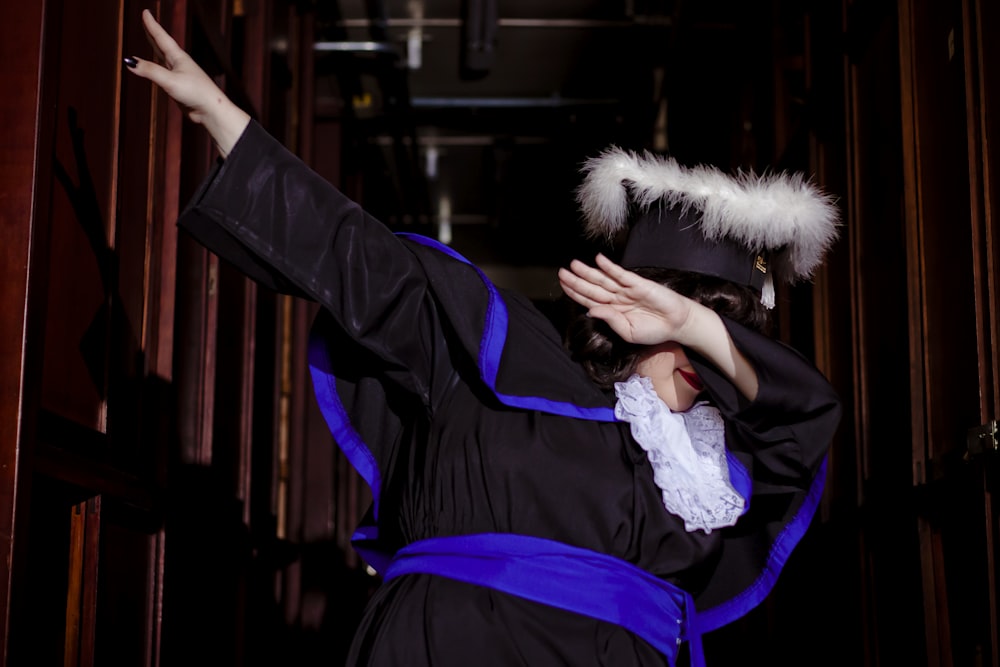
[
  {"xmin": 899, "ymin": 0, "xmax": 999, "ymax": 664},
  {"xmin": 2, "ymin": 0, "xmax": 180, "ymax": 664},
  {"xmin": 0, "ymin": 0, "xmax": 285, "ymax": 664}
]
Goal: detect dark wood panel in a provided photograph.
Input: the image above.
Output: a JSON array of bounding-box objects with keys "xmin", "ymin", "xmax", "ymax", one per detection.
[
  {"xmin": 966, "ymin": 0, "xmax": 997, "ymax": 422},
  {"xmin": 23, "ymin": 482, "xmax": 161, "ymax": 667},
  {"xmin": 966, "ymin": 0, "xmax": 999, "ymax": 661},
  {"xmin": 979, "ymin": 0, "xmax": 1000, "ymax": 421},
  {"xmin": 109, "ymin": 0, "xmax": 162, "ymax": 476},
  {"xmin": 900, "ymin": 0, "xmax": 996, "ymax": 664},
  {"xmin": 81, "ymin": 497, "xmax": 100, "ymax": 667},
  {"xmin": 93, "ymin": 509, "xmax": 161, "ymax": 667},
  {"xmin": 173, "ymin": 118, "xmax": 218, "ymax": 466},
  {"xmin": 159, "ymin": 4, "xmax": 271, "ymax": 664},
  {"xmin": 40, "ymin": 0, "xmax": 125, "ymax": 430},
  {"xmin": 0, "ymin": 0, "xmax": 48, "ymax": 659},
  {"xmin": 237, "ymin": 0, "xmax": 272, "ymax": 125},
  {"xmin": 148, "ymin": 0, "xmax": 188, "ymax": 382},
  {"xmin": 64, "ymin": 500, "xmax": 86, "ymax": 665},
  {"xmin": 905, "ymin": 0, "xmax": 979, "ymax": 470},
  {"xmin": 972, "ymin": 0, "xmax": 1000, "ymax": 657},
  {"xmin": 33, "ymin": 430, "xmax": 153, "ymax": 512},
  {"xmin": 806, "ymin": 1, "xmax": 856, "ymax": 519},
  {"xmin": 212, "ymin": 263, "xmax": 257, "ymax": 503},
  {"xmin": 9, "ymin": 476, "xmax": 79, "ymax": 666},
  {"xmin": 850, "ymin": 4, "xmax": 927, "ymax": 662}
]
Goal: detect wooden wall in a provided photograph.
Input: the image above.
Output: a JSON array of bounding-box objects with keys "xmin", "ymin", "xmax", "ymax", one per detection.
[{"xmin": 0, "ymin": 1, "xmax": 369, "ymax": 664}]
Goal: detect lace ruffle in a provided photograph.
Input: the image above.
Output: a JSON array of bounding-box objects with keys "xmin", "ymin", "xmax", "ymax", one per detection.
[{"xmin": 614, "ymin": 374, "xmax": 745, "ymax": 533}]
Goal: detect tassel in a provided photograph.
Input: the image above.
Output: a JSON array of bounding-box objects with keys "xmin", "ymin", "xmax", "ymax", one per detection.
[{"xmin": 761, "ymin": 273, "xmax": 775, "ymax": 309}]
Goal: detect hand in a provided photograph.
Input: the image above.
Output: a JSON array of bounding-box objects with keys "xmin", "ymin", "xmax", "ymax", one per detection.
[
  {"xmin": 558, "ymin": 254, "xmax": 697, "ymax": 346},
  {"xmin": 560, "ymin": 254, "xmax": 760, "ymax": 399},
  {"xmin": 125, "ymin": 9, "xmax": 250, "ymax": 157}
]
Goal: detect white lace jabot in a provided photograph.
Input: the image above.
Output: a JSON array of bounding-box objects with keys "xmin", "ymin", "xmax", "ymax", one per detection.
[{"xmin": 614, "ymin": 374, "xmax": 745, "ymax": 533}]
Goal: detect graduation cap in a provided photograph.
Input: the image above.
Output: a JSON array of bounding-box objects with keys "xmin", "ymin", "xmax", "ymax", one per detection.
[{"xmin": 576, "ymin": 147, "xmax": 841, "ymax": 308}]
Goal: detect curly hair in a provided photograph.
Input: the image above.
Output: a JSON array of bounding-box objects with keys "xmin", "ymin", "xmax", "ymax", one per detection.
[{"xmin": 564, "ymin": 268, "xmax": 772, "ymax": 390}]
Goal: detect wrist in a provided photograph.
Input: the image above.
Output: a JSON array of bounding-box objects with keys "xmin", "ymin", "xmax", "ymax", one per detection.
[
  {"xmin": 672, "ymin": 300, "xmax": 716, "ymax": 349},
  {"xmin": 203, "ymin": 100, "xmax": 251, "ymax": 158}
]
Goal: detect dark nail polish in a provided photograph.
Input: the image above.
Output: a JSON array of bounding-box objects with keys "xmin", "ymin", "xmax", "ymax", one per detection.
[{"xmin": 123, "ymin": 56, "xmax": 138, "ymax": 68}]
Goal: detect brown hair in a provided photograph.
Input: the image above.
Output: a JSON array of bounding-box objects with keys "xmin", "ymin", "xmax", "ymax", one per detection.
[{"xmin": 564, "ymin": 268, "xmax": 772, "ymax": 390}]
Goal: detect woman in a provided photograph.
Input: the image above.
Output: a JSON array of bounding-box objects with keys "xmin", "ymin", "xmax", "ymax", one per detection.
[{"xmin": 126, "ymin": 10, "xmax": 841, "ymax": 666}]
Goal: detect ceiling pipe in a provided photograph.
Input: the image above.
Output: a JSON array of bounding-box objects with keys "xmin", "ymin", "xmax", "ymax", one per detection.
[{"xmin": 460, "ymin": 0, "xmax": 498, "ymax": 80}]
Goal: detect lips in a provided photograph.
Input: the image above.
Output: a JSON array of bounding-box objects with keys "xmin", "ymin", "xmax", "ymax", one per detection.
[{"xmin": 678, "ymin": 368, "xmax": 704, "ymax": 392}]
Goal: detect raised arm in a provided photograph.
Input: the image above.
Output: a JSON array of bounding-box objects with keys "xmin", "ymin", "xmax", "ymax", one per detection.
[
  {"xmin": 123, "ymin": 9, "xmax": 458, "ymax": 410},
  {"xmin": 124, "ymin": 9, "xmax": 250, "ymax": 157}
]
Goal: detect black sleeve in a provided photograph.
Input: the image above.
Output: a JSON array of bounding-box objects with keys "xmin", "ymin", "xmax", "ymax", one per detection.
[
  {"xmin": 685, "ymin": 319, "xmax": 841, "ymax": 617},
  {"xmin": 176, "ymin": 120, "xmax": 451, "ymax": 408},
  {"xmin": 689, "ymin": 318, "xmax": 842, "ymax": 489}
]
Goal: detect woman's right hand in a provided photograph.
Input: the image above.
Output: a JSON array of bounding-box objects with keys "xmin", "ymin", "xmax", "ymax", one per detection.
[
  {"xmin": 558, "ymin": 254, "xmax": 696, "ymax": 347},
  {"xmin": 125, "ymin": 9, "xmax": 250, "ymax": 157},
  {"xmin": 559, "ymin": 254, "xmax": 759, "ymax": 400}
]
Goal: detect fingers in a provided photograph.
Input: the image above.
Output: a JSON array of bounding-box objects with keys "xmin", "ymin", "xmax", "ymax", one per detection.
[
  {"xmin": 559, "ymin": 275, "xmax": 631, "ymax": 335},
  {"xmin": 557, "ymin": 272, "xmax": 599, "ymax": 309},
  {"xmin": 124, "ymin": 55, "xmax": 175, "ymax": 91},
  {"xmin": 560, "ymin": 254, "xmax": 655, "ymax": 314},
  {"xmin": 560, "ymin": 283, "xmax": 596, "ymax": 310},
  {"xmin": 567, "ymin": 254, "xmax": 642, "ymax": 293},
  {"xmin": 586, "ymin": 306, "xmax": 630, "ymax": 335},
  {"xmin": 566, "ymin": 258, "xmax": 623, "ymax": 293},
  {"xmin": 558, "ymin": 266, "xmax": 615, "ymax": 306},
  {"xmin": 140, "ymin": 10, "xmax": 166, "ymax": 63},
  {"xmin": 594, "ymin": 253, "xmax": 640, "ymax": 286},
  {"xmin": 141, "ymin": 9, "xmax": 186, "ymax": 68},
  {"xmin": 557, "ymin": 269, "xmax": 592, "ymax": 303},
  {"xmin": 124, "ymin": 10, "xmax": 180, "ymax": 86}
]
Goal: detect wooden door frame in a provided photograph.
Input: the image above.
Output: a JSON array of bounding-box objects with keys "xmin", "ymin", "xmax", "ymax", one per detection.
[
  {"xmin": 899, "ymin": 0, "xmax": 999, "ymax": 664},
  {"xmin": 966, "ymin": 0, "xmax": 1000, "ymax": 662},
  {"xmin": 0, "ymin": 0, "xmax": 53, "ymax": 662}
]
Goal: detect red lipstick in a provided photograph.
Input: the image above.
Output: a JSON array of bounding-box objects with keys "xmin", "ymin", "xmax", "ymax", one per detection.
[{"xmin": 678, "ymin": 368, "xmax": 704, "ymax": 392}]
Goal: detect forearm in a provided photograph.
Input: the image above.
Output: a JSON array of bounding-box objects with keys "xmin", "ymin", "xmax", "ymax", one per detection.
[
  {"xmin": 180, "ymin": 122, "xmax": 430, "ymax": 344},
  {"xmin": 678, "ymin": 303, "xmax": 759, "ymax": 401},
  {"xmin": 201, "ymin": 98, "xmax": 251, "ymax": 158},
  {"xmin": 689, "ymin": 316, "xmax": 841, "ymax": 481}
]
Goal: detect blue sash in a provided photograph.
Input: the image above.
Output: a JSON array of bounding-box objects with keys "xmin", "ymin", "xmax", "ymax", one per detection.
[{"xmin": 383, "ymin": 533, "xmax": 705, "ymax": 667}]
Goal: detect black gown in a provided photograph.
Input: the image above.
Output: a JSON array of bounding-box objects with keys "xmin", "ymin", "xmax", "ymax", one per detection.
[{"xmin": 178, "ymin": 121, "xmax": 842, "ymax": 666}]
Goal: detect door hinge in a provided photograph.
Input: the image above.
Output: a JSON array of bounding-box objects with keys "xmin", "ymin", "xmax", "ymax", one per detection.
[{"xmin": 965, "ymin": 420, "xmax": 999, "ymax": 461}]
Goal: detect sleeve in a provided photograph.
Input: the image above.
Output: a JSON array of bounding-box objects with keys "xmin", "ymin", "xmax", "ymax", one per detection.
[
  {"xmin": 685, "ymin": 318, "xmax": 841, "ymax": 626},
  {"xmin": 176, "ymin": 120, "xmax": 452, "ymax": 409},
  {"xmin": 690, "ymin": 317, "xmax": 841, "ymax": 489}
]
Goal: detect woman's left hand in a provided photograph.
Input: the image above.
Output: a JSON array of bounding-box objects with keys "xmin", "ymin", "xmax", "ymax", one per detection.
[
  {"xmin": 126, "ymin": 9, "xmax": 250, "ymax": 157},
  {"xmin": 558, "ymin": 254, "xmax": 696, "ymax": 346}
]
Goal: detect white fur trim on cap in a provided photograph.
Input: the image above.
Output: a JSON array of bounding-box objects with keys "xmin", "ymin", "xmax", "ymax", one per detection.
[{"xmin": 576, "ymin": 147, "xmax": 841, "ymax": 283}]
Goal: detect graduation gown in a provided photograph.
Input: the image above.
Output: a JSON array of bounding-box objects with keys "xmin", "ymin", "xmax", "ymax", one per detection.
[{"xmin": 177, "ymin": 121, "xmax": 842, "ymax": 666}]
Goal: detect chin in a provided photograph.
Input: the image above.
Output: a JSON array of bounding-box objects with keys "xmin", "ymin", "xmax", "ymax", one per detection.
[
  {"xmin": 665, "ymin": 377, "xmax": 701, "ymax": 412},
  {"xmin": 664, "ymin": 387, "xmax": 699, "ymax": 412},
  {"xmin": 673, "ymin": 397, "xmax": 698, "ymax": 412}
]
